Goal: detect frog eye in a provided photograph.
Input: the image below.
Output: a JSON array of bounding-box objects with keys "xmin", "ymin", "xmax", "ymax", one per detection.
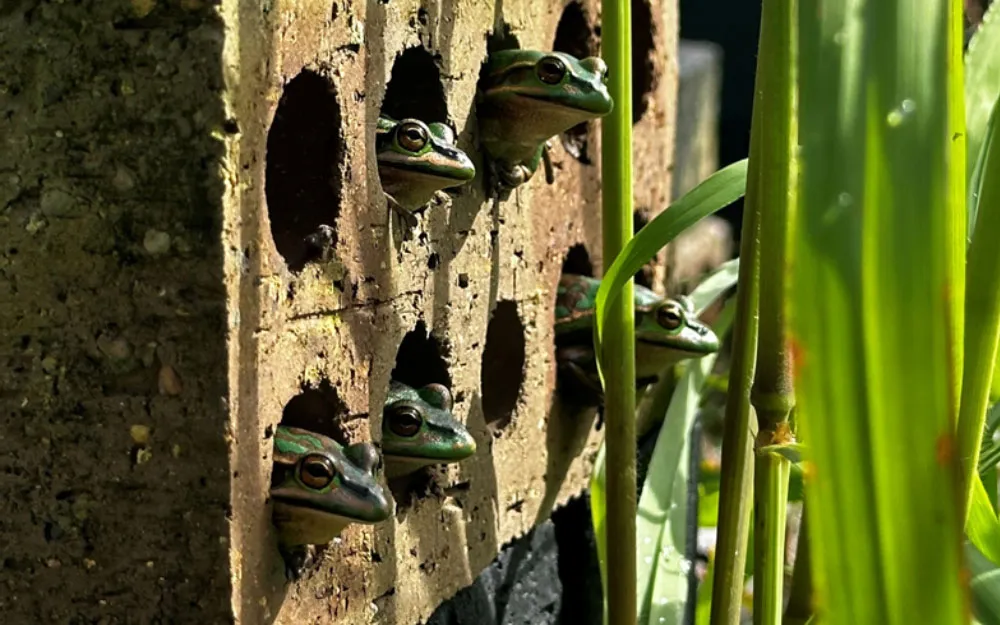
[
  {"xmin": 536, "ymin": 56, "xmax": 567, "ymax": 84},
  {"xmin": 656, "ymin": 303, "xmax": 684, "ymax": 332},
  {"xmin": 388, "ymin": 405, "xmax": 423, "ymax": 438},
  {"xmin": 299, "ymin": 454, "xmax": 338, "ymax": 490},
  {"xmin": 397, "ymin": 122, "xmax": 429, "ymax": 152}
]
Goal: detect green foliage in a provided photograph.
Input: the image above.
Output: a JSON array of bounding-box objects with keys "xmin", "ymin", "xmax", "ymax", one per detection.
[
  {"xmin": 637, "ymin": 301, "xmax": 735, "ymax": 625},
  {"xmin": 789, "ymin": 0, "xmax": 967, "ymax": 623},
  {"xmin": 592, "ymin": 264, "xmax": 742, "ymax": 623},
  {"xmin": 591, "ymin": 1, "xmax": 1000, "ymax": 623}
]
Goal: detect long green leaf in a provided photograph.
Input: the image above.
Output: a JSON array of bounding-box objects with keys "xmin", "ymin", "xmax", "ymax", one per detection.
[
  {"xmin": 965, "ymin": 2, "xmax": 1000, "ymax": 193},
  {"xmin": 592, "ymin": 159, "xmax": 749, "ymax": 385},
  {"xmin": 960, "ymin": 91, "xmax": 1000, "ymax": 523},
  {"xmin": 968, "ymin": 474, "xmax": 1000, "ymax": 565},
  {"xmin": 637, "ymin": 302, "xmax": 734, "ymax": 625},
  {"xmin": 967, "ymin": 542, "xmax": 1000, "ymax": 625},
  {"xmin": 591, "ymin": 266, "xmax": 741, "ymax": 619},
  {"xmin": 791, "ymin": 0, "xmax": 965, "ymax": 624}
]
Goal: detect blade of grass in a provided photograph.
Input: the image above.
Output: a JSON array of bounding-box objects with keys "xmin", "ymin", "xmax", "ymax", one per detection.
[
  {"xmin": 600, "ymin": 0, "xmax": 636, "ymax": 622},
  {"xmin": 968, "ymin": 542, "xmax": 1000, "ymax": 625},
  {"xmin": 593, "ymin": 264, "xmax": 741, "ymax": 617},
  {"xmin": 791, "ymin": 0, "xmax": 966, "ymax": 623},
  {"xmin": 591, "ymin": 160, "xmax": 747, "ymax": 617},
  {"xmin": 959, "ymin": 94, "xmax": 1000, "ymax": 526},
  {"xmin": 638, "ymin": 301, "xmax": 735, "ymax": 625},
  {"xmin": 969, "ymin": 474, "xmax": 1000, "ymax": 565},
  {"xmin": 965, "ymin": 1, "xmax": 1000, "ymax": 195},
  {"xmin": 593, "ymin": 160, "xmax": 749, "ymax": 382}
]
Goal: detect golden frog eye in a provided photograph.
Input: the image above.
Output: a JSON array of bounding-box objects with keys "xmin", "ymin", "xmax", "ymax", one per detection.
[
  {"xmin": 299, "ymin": 454, "xmax": 337, "ymax": 490},
  {"xmin": 656, "ymin": 303, "xmax": 684, "ymax": 332},
  {"xmin": 397, "ymin": 122, "xmax": 429, "ymax": 152},
  {"xmin": 388, "ymin": 405, "xmax": 423, "ymax": 438},
  {"xmin": 536, "ymin": 56, "xmax": 567, "ymax": 85}
]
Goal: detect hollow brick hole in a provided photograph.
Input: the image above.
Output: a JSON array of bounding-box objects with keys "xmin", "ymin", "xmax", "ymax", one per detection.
[
  {"xmin": 561, "ymin": 243, "xmax": 595, "ymax": 278},
  {"xmin": 553, "ymin": 1, "xmax": 599, "ymax": 164},
  {"xmin": 265, "ymin": 70, "xmax": 344, "ymax": 272},
  {"xmin": 480, "ymin": 300, "xmax": 527, "ymax": 434},
  {"xmin": 631, "ymin": 0, "xmax": 656, "ymax": 125},
  {"xmin": 381, "ymin": 46, "xmax": 449, "ymax": 124},
  {"xmin": 391, "ymin": 320, "xmax": 452, "ymax": 389}
]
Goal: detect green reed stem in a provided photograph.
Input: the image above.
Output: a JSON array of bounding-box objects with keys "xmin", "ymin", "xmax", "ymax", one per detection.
[
  {"xmin": 600, "ymin": 1, "xmax": 636, "ymax": 624},
  {"xmin": 749, "ymin": 0, "xmax": 797, "ymax": 621}
]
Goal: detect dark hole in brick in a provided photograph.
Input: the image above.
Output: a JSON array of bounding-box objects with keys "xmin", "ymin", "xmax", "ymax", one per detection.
[
  {"xmin": 633, "ymin": 209, "xmax": 653, "ymax": 288},
  {"xmin": 428, "ymin": 253, "xmax": 440, "ymax": 270},
  {"xmin": 278, "ymin": 381, "xmax": 353, "ymax": 453},
  {"xmin": 265, "ymin": 70, "xmax": 343, "ymax": 272},
  {"xmin": 458, "ymin": 273, "xmax": 470, "ymax": 288},
  {"xmin": 391, "ymin": 321, "xmax": 452, "ymax": 388},
  {"xmin": 553, "ymin": 1, "xmax": 599, "ymax": 164},
  {"xmin": 561, "ymin": 243, "xmax": 594, "ymax": 277},
  {"xmin": 487, "ymin": 21, "xmax": 521, "ymax": 55},
  {"xmin": 480, "ymin": 301, "xmax": 526, "ymax": 432},
  {"xmin": 381, "ymin": 46, "xmax": 448, "ymax": 124},
  {"xmin": 631, "ymin": 0, "xmax": 656, "ymax": 125}
]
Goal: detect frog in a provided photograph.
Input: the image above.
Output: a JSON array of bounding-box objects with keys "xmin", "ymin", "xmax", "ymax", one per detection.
[
  {"xmin": 270, "ymin": 425, "xmax": 393, "ymax": 579},
  {"xmin": 381, "ymin": 380, "xmax": 477, "ymax": 479},
  {"xmin": 376, "ymin": 115, "xmax": 477, "ymax": 225},
  {"xmin": 476, "ymin": 50, "xmax": 614, "ymax": 194},
  {"xmin": 554, "ymin": 274, "xmax": 720, "ymax": 406}
]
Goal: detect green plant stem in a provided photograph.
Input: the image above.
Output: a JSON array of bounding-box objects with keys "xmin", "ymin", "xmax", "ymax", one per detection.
[
  {"xmin": 754, "ymin": 455, "xmax": 791, "ymax": 624},
  {"xmin": 959, "ymin": 97, "xmax": 1000, "ymax": 526},
  {"xmin": 784, "ymin": 504, "xmax": 813, "ymax": 624},
  {"xmin": 748, "ymin": 0, "xmax": 797, "ymax": 620},
  {"xmin": 708, "ymin": 137, "xmax": 761, "ymax": 625},
  {"xmin": 600, "ymin": 0, "xmax": 636, "ymax": 623},
  {"xmin": 708, "ymin": 0, "xmax": 800, "ymax": 620}
]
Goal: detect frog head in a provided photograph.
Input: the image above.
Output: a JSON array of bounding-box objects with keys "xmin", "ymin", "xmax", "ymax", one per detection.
[
  {"xmin": 376, "ymin": 115, "xmax": 477, "ymax": 210},
  {"xmin": 478, "ymin": 50, "xmax": 614, "ymax": 151},
  {"xmin": 270, "ymin": 426, "xmax": 393, "ymax": 547},
  {"xmin": 633, "ymin": 293, "xmax": 720, "ymax": 378},
  {"xmin": 381, "ymin": 381, "xmax": 477, "ymax": 478}
]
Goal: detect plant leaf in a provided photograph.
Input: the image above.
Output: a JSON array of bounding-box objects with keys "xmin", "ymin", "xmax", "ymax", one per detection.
[
  {"xmin": 636, "ymin": 301, "xmax": 734, "ymax": 625},
  {"xmin": 790, "ymin": 0, "xmax": 966, "ymax": 623},
  {"xmin": 592, "ymin": 160, "xmax": 748, "ymax": 387}
]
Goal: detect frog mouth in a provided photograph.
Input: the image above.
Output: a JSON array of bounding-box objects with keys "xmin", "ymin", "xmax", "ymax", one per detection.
[
  {"xmin": 517, "ymin": 92, "xmax": 613, "ymax": 115},
  {"xmin": 378, "ymin": 161, "xmax": 475, "ymax": 183},
  {"xmin": 637, "ymin": 335, "xmax": 719, "ymax": 354}
]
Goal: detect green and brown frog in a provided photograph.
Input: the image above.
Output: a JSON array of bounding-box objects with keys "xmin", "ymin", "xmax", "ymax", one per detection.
[
  {"xmin": 376, "ymin": 115, "xmax": 476, "ymax": 224},
  {"xmin": 270, "ymin": 425, "xmax": 392, "ymax": 578},
  {"xmin": 477, "ymin": 50, "xmax": 614, "ymax": 193},
  {"xmin": 381, "ymin": 380, "xmax": 477, "ymax": 479},
  {"xmin": 554, "ymin": 274, "xmax": 720, "ymax": 406}
]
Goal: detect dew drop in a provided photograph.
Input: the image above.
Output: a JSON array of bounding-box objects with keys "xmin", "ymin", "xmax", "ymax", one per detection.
[
  {"xmin": 837, "ymin": 192, "xmax": 853, "ymax": 207},
  {"xmin": 644, "ymin": 556, "xmax": 653, "ymax": 565},
  {"xmin": 887, "ymin": 99, "xmax": 917, "ymax": 127}
]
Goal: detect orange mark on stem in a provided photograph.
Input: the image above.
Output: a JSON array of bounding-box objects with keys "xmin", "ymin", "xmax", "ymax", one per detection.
[
  {"xmin": 770, "ymin": 421, "xmax": 795, "ymax": 445},
  {"xmin": 788, "ymin": 335, "xmax": 806, "ymax": 381},
  {"xmin": 936, "ymin": 432, "xmax": 956, "ymax": 467}
]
